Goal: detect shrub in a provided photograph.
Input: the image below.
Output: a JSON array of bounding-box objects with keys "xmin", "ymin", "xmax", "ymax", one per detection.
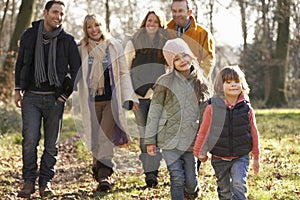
[{"xmin": 0, "ymin": 106, "xmax": 21, "ymax": 135}]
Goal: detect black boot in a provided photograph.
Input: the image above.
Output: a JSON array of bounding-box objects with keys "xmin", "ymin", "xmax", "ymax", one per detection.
[
  {"xmin": 145, "ymin": 171, "xmax": 158, "ymax": 187},
  {"xmin": 97, "ymin": 176, "xmax": 112, "ymax": 191},
  {"xmin": 139, "ymin": 152, "xmax": 162, "ymax": 187},
  {"xmin": 184, "ymin": 188, "xmax": 199, "ymax": 200},
  {"xmin": 92, "ymin": 160, "xmax": 113, "ymax": 191}
]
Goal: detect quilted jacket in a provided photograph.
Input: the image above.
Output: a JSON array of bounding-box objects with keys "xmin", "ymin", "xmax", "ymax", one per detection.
[{"xmin": 145, "ymin": 69, "xmax": 201, "ymax": 152}]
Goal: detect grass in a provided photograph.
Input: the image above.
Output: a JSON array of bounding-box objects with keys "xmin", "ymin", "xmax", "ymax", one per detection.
[{"xmin": 0, "ymin": 109, "xmax": 299, "ymax": 199}]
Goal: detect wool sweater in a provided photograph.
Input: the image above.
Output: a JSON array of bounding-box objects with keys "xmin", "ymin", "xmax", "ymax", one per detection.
[{"xmin": 124, "ymin": 39, "xmax": 166, "ymax": 98}]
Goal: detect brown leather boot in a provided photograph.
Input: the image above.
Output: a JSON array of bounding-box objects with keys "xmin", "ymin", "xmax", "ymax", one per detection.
[
  {"xmin": 97, "ymin": 177, "xmax": 113, "ymax": 191},
  {"xmin": 96, "ymin": 166, "xmax": 113, "ymax": 191},
  {"xmin": 17, "ymin": 182, "xmax": 35, "ymax": 198},
  {"xmin": 39, "ymin": 182, "xmax": 54, "ymax": 197},
  {"xmin": 184, "ymin": 188, "xmax": 199, "ymax": 200}
]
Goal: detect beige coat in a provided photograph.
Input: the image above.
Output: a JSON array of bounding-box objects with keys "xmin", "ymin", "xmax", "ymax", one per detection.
[{"xmin": 73, "ymin": 37, "xmax": 138, "ymax": 149}]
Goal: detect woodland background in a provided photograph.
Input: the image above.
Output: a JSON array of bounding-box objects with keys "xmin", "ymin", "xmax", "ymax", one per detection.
[
  {"xmin": 0, "ymin": 1, "xmax": 299, "ymax": 199},
  {"xmin": 0, "ymin": 0, "xmax": 299, "ymax": 108}
]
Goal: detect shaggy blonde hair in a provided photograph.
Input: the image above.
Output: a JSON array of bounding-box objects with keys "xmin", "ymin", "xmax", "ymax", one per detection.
[
  {"xmin": 214, "ymin": 65, "xmax": 250, "ymax": 99},
  {"xmin": 82, "ymin": 14, "xmax": 110, "ymax": 44}
]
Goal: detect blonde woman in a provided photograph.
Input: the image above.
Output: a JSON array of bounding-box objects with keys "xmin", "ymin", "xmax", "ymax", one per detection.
[{"xmin": 76, "ymin": 14, "xmax": 138, "ymax": 191}]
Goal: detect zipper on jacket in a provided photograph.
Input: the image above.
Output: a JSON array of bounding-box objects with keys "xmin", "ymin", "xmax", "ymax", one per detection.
[{"xmin": 229, "ymin": 108, "xmax": 233, "ymax": 156}]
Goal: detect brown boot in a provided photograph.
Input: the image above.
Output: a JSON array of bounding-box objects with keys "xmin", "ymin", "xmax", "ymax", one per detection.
[
  {"xmin": 39, "ymin": 182, "xmax": 54, "ymax": 197},
  {"xmin": 96, "ymin": 166, "xmax": 113, "ymax": 191},
  {"xmin": 97, "ymin": 177, "xmax": 113, "ymax": 191},
  {"xmin": 145, "ymin": 172, "xmax": 158, "ymax": 187},
  {"xmin": 17, "ymin": 182, "xmax": 35, "ymax": 198},
  {"xmin": 184, "ymin": 188, "xmax": 199, "ymax": 200}
]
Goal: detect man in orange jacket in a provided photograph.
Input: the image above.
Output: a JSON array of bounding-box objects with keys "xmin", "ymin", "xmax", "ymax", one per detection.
[{"xmin": 167, "ymin": 0, "xmax": 215, "ymax": 79}]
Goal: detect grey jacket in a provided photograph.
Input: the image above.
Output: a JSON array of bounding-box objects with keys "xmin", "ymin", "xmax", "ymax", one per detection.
[{"xmin": 145, "ymin": 70, "xmax": 201, "ymax": 152}]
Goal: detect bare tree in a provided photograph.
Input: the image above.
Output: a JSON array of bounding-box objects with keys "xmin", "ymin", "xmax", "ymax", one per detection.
[
  {"xmin": 237, "ymin": 0, "xmax": 247, "ymax": 50},
  {"xmin": 127, "ymin": 0, "xmax": 134, "ymax": 31},
  {"xmin": 0, "ymin": 0, "xmax": 35, "ymax": 104},
  {"xmin": 286, "ymin": 1, "xmax": 300, "ymax": 103},
  {"xmin": 10, "ymin": 0, "xmax": 16, "ymax": 36},
  {"xmin": 105, "ymin": 0, "xmax": 110, "ymax": 32},
  {"xmin": 260, "ymin": 0, "xmax": 273, "ymax": 102},
  {"xmin": 208, "ymin": 0, "xmax": 214, "ymax": 34},
  {"xmin": 0, "ymin": 0, "xmax": 10, "ymax": 48},
  {"xmin": 265, "ymin": 0, "xmax": 290, "ymax": 107}
]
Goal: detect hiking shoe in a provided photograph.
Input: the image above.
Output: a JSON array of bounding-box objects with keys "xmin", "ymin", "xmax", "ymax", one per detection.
[
  {"xmin": 39, "ymin": 182, "xmax": 54, "ymax": 197},
  {"xmin": 145, "ymin": 173, "xmax": 158, "ymax": 187},
  {"xmin": 97, "ymin": 178, "xmax": 112, "ymax": 191},
  {"xmin": 184, "ymin": 188, "xmax": 199, "ymax": 200},
  {"xmin": 17, "ymin": 182, "xmax": 35, "ymax": 198}
]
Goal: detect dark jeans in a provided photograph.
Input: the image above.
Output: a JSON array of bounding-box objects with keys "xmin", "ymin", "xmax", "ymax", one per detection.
[
  {"xmin": 21, "ymin": 92, "xmax": 64, "ymax": 186},
  {"xmin": 133, "ymin": 99, "xmax": 162, "ymax": 175}
]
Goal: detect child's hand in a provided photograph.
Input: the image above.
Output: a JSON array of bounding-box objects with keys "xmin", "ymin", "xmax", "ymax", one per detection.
[
  {"xmin": 253, "ymin": 159, "xmax": 260, "ymax": 174},
  {"xmin": 132, "ymin": 102, "xmax": 139, "ymax": 111},
  {"xmin": 198, "ymin": 150, "xmax": 208, "ymax": 162},
  {"xmin": 146, "ymin": 144, "xmax": 157, "ymax": 156},
  {"xmin": 198, "ymin": 155, "xmax": 208, "ymax": 162}
]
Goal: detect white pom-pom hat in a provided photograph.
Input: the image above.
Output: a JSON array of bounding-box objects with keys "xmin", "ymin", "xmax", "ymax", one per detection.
[{"xmin": 162, "ymin": 38, "xmax": 196, "ymax": 68}]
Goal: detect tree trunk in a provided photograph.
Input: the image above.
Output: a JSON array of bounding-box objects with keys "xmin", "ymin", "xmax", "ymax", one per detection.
[
  {"xmin": 10, "ymin": 0, "xmax": 16, "ymax": 36},
  {"xmin": 105, "ymin": 0, "xmax": 110, "ymax": 32},
  {"xmin": 190, "ymin": 0, "xmax": 198, "ymax": 20},
  {"xmin": 0, "ymin": 0, "xmax": 35, "ymax": 104},
  {"xmin": 0, "ymin": 0, "xmax": 10, "ymax": 48},
  {"xmin": 7, "ymin": 0, "xmax": 35, "ymax": 54},
  {"xmin": 208, "ymin": 0, "xmax": 214, "ymax": 35},
  {"xmin": 261, "ymin": 0, "xmax": 271, "ymax": 102},
  {"xmin": 265, "ymin": 0, "xmax": 290, "ymax": 107},
  {"xmin": 237, "ymin": 0, "xmax": 248, "ymax": 66}
]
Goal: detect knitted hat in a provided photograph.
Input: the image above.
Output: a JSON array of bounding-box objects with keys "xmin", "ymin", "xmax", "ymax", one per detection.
[{"xmin": 163, "ymin": 38, "xmax": 195, "ymax": 68}]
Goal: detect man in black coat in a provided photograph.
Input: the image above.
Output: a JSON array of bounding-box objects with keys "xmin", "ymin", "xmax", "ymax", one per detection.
[{"xmin": 14, "ymin": 0, "xmax": 81, "ymax": 198}]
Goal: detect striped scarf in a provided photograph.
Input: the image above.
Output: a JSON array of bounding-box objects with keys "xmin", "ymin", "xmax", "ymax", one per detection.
[
  {"xmin": 34, "ymin": 20, "xmax": 62, "ymax": 87},
  {"xmin": 176, "ymin": 18, "xmax": 191, "ymax": 37}
]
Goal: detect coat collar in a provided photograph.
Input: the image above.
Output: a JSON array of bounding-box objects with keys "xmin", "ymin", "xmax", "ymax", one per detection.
[{"xmin": 167, "ymin": 15, "xmax": 197, "ymax": 32}]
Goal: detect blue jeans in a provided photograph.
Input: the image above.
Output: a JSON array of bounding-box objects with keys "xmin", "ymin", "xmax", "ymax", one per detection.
[
  {"xmin": 211, "ymin": 155, "xmax": 250, "ymax": 200},
  {"xmin": 162, "ymin": 149, "xmax": 198, "ymax": 200},
  {"xmin": 133, "ymin": 99, "xmax": 162, "ymax": 175},
  {"xmin": 21, "ymin": 92, "xmax": 65, "ymax": 186}
]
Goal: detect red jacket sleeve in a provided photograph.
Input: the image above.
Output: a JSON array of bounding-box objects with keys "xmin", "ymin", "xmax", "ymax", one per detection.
[
  {"xmin": 249, "ymin": 107, "xmax": 260, "ymax": 160},
  {"xmin": 193, "ymin": 105, "xmax": 212, "ymax": 157}
]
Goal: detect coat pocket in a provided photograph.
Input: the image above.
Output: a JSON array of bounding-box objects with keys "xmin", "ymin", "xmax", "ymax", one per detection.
[
  {"xmin": 158, "ymin": 118, "xmax": 167, "ymax": 133},
  {"xmin": 20, "ymin": 65, "xmax": 30, "ymax": 89},
  {"xmin": 192, "ymin": 120, "xmax": 200, "ymax": 131}
]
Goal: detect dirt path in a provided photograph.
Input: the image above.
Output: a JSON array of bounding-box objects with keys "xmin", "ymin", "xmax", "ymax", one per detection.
[{"xmin": 3, "ymin": 134, "xmax": 154, "ymax": 199}]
